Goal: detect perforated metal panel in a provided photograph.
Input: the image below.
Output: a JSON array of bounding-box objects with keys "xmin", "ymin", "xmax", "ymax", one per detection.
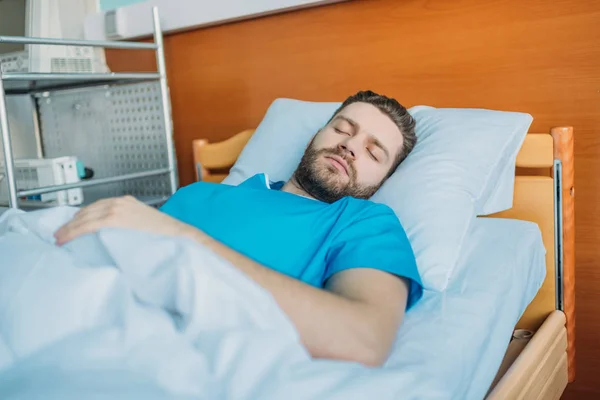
[{"xmin": 37, "ymin": 81, "xmax": 172, "ymax": 205}]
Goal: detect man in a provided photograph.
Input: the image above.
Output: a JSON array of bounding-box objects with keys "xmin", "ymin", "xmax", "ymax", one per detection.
[{"xmin": 54, "ymin": 90, "xmax": 423, "ymax": 367}]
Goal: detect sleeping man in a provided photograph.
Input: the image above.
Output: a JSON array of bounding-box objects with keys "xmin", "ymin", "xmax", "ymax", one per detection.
[{"xmin": 53, "ymin": 90, "xmax": 424, "ymax": 367}]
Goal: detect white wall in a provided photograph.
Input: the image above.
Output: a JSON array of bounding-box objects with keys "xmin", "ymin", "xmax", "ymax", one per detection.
[{"xmin": 84, "ymin": 0, "xmax": 347, "ymax": 41}]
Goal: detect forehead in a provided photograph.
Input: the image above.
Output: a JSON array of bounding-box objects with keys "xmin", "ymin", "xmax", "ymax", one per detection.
[{"xmin": 333, "ymin": 102, "xmax": 403, "ymax": 149}]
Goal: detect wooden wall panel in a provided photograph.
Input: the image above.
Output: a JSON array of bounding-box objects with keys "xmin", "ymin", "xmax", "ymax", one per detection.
[{"xmin": 106, "ymin": 0, "xmax": 600, "ymax": 397}]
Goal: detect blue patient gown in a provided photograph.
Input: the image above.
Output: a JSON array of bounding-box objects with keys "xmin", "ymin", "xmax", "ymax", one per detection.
[{"xmin": 160, "ymin": 173, "xmax": 423, "ymax": 309}]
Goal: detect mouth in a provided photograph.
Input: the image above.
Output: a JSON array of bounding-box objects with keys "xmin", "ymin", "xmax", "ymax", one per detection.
[{"xmin": 325, "ymin": 155, "xmax": 349, "ymax": 176}]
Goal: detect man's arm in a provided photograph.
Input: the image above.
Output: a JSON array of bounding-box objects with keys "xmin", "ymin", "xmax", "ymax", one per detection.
[
  {"xmin": 54, "ymin": 196, "xmax": 409, "ymax": 366},
  {"xmin": 189, "ymin": 228, "xmax": 409, "ymax": 366}
]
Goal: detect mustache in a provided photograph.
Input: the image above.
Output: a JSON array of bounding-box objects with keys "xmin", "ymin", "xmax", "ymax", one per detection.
[{"xmin": 319, "ymin": 147, "xmax": 355, "ymax": 177}]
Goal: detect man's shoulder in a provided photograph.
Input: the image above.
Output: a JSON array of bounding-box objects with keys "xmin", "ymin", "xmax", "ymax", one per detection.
[
  {"xmin": 341, "ymin": 197, "xmax": 398, "ymax": 222},
  {"xmin": 163, "ymin": 180, "xmax": 233, "ymax": 206},
  {"xmin": 176, "ymin": 180, "xmax": 228, "ymax": 194},
  {"xmin": 329, "ymin": 198, "xmax": 406, "ymax": 240}
]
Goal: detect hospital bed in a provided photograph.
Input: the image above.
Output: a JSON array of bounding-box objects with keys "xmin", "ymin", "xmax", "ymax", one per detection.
[{"xmin": 192, "ymin": 126, "xmax": 576, "ymax": 400}]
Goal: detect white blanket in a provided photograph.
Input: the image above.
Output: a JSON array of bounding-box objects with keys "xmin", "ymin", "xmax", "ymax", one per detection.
[
  {"xmin": 0, "ymin": 207, "xmax": 397, "ymax": 399},
  {"xmin": 0, "ymin": 208, "xmax": 545, "ymax": 400}
]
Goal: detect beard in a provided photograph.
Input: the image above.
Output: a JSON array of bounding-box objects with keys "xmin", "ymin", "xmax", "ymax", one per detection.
[{"xmin": 293, "ymin": 142, "xmax": 382, "ymax": 203}]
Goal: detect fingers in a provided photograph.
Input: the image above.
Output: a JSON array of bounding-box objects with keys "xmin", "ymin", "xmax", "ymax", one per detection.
[
  {"xmin": 54, "ymin": 218, "xmax": 103, "ymax": 246},
  {"xmin": 54, "ymin": 197, "xmax": 128, "ymax": 245},
  {"xmin": 54, "ymin": 211, "xmax": 108, "ymax": 245}
]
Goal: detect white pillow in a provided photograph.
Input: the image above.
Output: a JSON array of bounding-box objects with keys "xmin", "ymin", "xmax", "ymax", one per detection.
[{"xmin": 224, "ymin": 99, "xmax": 532, "ymax": 291}]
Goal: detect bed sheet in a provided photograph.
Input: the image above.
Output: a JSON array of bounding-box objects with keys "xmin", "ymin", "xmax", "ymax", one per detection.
[
  {"xmin": 384, "ymin": 217, "xmax": 546, "ymax": 399},
  {"xmin": 0, "ymin": 210, "xmax": 545, "ymax": 400}
]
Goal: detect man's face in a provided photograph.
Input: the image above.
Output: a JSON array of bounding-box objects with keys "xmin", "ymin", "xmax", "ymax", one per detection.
[{"xmin": 294, "ymin": 102, "xmax": 403, "ymax": 203}]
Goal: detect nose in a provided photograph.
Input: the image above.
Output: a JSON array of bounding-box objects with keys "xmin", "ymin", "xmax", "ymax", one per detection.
[{"xmin": 338, "ymin": 142, "xmax": 356, "ymax": 160}]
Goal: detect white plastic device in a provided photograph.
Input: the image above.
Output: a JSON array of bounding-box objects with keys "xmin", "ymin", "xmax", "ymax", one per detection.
[
  {"xmin": 0, "ymin": 156, "xmax": 84, "ymax": 206},
  {"xmin": 0, "ymin": 0, "xmax": 109, "ymax": 74}
]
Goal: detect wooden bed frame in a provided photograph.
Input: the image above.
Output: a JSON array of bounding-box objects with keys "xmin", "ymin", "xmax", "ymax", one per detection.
[
  {"xmin": 485, "ymin": 127, "xmax": 575, "ymax": 399},
  {"xmin": 192, "ymin": 125, "xmax": 576, "ymax": 399}
]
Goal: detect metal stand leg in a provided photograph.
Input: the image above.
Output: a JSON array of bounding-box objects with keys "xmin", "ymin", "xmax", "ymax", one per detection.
[
  {"xmin": 152, "ymin": 6, "xmax": 178, "ymax": 194},
  {"xmin": 0, "ymin": 78, "xmax": 18, "ymax": 208}
]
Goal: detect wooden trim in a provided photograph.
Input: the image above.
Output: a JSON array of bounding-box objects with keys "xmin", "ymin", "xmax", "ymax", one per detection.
[
  {"xmin": 192, "ymin": 129, "xmax": 255, "ymax": 182},
  {"xmin": 487, "ymin": 311, "xmax": 567, "ymax": 399},
  {"xmin": 192, "ymin": 139, "xmax": 208, "ymax": 181},
  {"xmin": 551, "ymin": 126, "xmax": 576, "ymax": 382},
  {"xmin": 488, "ymin": 331, "xmax": 533, "ymax": 393},
  {"xmin": 493, "ymin": 175, "xmax": 555, "ymax": 331},
  {"xmin": 193, "ymin": 129, "xmax": 255, "ymax": 170},
  {"xmin": 516, "ymin": 134, "xmax": 554, "ymax": 168},
  {"xmin": 536, "ymin": 353, "xmax": 568, "ymax": 400},
  {"xmin": 523, "ymin": 331, "xmax": 567, "ymax": 398}
]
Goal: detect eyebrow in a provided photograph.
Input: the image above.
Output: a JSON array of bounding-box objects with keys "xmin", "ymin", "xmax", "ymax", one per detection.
[
  {"xmin": 333, "ymin": 115, "xmax": 390, "ymax": 161},
  {"xmin": 333, "ymin": 115, "xmax": 359, "ymax": 131}
]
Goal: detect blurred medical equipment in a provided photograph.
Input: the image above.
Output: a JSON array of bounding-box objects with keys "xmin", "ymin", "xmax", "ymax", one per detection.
[
  {"xmin": 0, "ymin": 156, "xmax": 83, "ymax": 206},
  {"xmin": 0, "ymin": 7, "xmax": 177, "ymax": 209},
  {"xmin": 0, "ymin": 0, "xmax": 107, "ymax": 74}
]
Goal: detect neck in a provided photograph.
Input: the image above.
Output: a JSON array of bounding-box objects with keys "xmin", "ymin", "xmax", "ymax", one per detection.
[{"xmin": 282, "ymin": 175, "xmax": 315, "ymax": 200}]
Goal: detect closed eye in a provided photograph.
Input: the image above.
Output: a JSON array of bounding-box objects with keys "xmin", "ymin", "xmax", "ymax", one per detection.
[
  {"xmin": 367, "ymin": 149, "xmax": 379, "ymax": 162},
  {"xmin": 334, "ymin": 127, "xmax": 350, "ymax": 135}
]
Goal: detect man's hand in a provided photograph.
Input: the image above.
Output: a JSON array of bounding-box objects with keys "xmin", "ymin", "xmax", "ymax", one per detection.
[{"xmin": 54, "ymin": 196, "xmax": 192, "ymax": 245}]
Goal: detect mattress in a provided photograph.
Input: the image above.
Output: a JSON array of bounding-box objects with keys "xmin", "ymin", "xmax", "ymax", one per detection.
[
  {"xmin": 383, "ymin": 217, "xmax": 547, "ymax": 399},
  {"xmin": 0, "ymin": 212, "xmax": 546, "ymax": 400}
]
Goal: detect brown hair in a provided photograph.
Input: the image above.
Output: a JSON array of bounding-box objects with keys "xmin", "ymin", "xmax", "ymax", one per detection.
[{"xmin": 329, "ymin": 90, "xmax": 416, "ymax": 177}]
